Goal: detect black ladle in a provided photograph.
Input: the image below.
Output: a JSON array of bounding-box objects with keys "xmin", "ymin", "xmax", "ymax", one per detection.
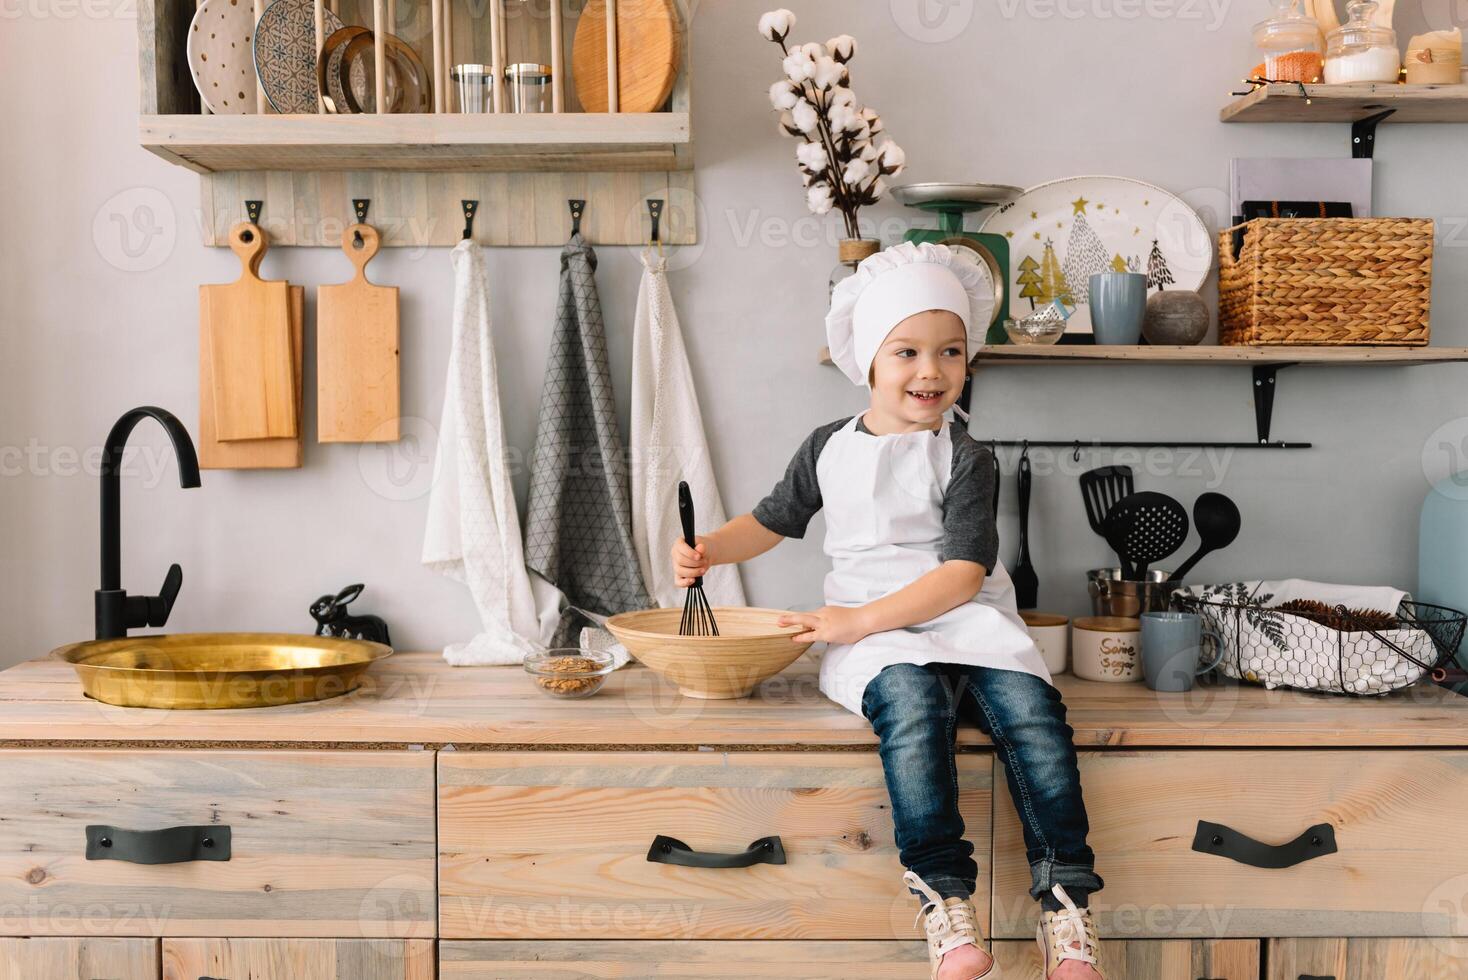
[{"xmin": 1170, "ymin": 492, "xmax": 1242, "ymax": 582}]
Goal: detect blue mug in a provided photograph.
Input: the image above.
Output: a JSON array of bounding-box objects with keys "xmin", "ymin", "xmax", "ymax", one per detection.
[
  {"xmin": 1140, "ymin": 611, "xmax": 1224, "ymax": 692},
  {"xmin": 1089, "ymin": 272, "xmax": 1148, "ymax": 345}
]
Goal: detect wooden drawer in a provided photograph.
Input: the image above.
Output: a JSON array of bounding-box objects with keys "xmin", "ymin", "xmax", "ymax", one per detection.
[
  {"xmin": 0, "ymin": 749, "xmax": 436, "ymax": 938},
  {"xmin": 993, "ymin": 750, "xmax": 1468, "ymax": 939},
  {"xmin": 439, "ymin": 940, "xmax": 931, "ymax": 977},
  {"xmin": 163, "ymin": 939, "xmax": 434, "ymax": 979},
  {"xmin": 994, "ymin": 938, "xmax": 1258, "ymax": 979},
  {"xmin": 0, "ymin": 938, "xmax": 157, "ymax": 980},
  {"xmin": 1267, "ymin": 937, "xmax": 1468, "ymax": 979},
  {"xmin": 438, "ymin": 751, "xmax": 992, "ymax": 940}
]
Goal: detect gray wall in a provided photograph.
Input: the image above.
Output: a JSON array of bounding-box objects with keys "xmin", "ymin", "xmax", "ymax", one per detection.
[{"xmin": 2, "ymin": 0, "xmax": 1465, "ymax": 668}]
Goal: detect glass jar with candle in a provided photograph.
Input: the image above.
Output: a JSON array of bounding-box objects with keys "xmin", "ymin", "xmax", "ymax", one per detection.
[
  {"xmin": 1252, "ymin": 0, "xmax": 1324, "ymax": 82},
  {"xmin": 1324, "ymin": 0, "xmax": 1401, "ymax": 83}
]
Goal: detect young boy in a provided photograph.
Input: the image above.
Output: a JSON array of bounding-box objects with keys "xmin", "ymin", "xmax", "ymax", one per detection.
[{"xmin": 670, "ymin": 243, "xmax": 1105, "ymax": 980}]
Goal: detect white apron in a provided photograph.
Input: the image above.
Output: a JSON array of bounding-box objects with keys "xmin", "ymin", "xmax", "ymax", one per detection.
[{"xmin": 816, "ymin": 411, "xmax": 1052, "ymax": 716}]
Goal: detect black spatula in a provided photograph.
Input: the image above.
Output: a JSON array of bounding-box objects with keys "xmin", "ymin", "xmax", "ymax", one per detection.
[{"xmin": 1080, "ymin": 465, "xmax": 1134, "ymax": 538}]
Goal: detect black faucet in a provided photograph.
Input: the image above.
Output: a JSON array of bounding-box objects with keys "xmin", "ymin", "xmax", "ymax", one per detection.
[{"xmin": 96, "ymin": 407, "xmax": 201, "ymax": 640}]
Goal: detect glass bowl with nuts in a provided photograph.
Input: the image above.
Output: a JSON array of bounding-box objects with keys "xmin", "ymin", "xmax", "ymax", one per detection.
[{"xmin": 523, "ymin": 648, "xmax": 616, "ymax": 699}]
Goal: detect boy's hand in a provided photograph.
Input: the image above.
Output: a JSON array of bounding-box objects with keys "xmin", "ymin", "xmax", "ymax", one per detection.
[
  {"xmin": 671, "ymin": 535, "xmax": 712, "ymax": 587},
  {"xmin": 778, "ymin": 606, "xmax": 872, "ymax": 646}
]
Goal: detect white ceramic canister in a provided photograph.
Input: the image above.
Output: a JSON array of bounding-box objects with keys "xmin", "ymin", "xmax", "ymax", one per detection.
[{"xmin": 1072, "ymin": 616, "xmax": 1142, "ymax": 682}]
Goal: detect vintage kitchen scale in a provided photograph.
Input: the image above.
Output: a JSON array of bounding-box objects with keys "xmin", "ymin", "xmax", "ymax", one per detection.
[{"xmin": 893, "ymin": 182, "xmax": 1023, "ymax": 346}]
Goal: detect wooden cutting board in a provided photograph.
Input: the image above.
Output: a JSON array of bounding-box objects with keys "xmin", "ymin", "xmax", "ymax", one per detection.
[
  {"xmin": 199, "ymin": 284, "xmax": 303, "ymax": 469},
  {"xmin": 572, "ymin": 0, "xmax": 680, "ymax": 113},
  {"xmin": 201, "ymin": 222, "xmax": 298, "ymax": 441},
  {"xmin": 317, "ymin": 223, "xmax": 400, "ymax": 443}
]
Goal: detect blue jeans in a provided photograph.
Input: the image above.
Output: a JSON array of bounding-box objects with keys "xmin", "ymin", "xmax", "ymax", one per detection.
[{"xmin": 861, "ymin": 662, "xmax": 1103, "ymax": 905}]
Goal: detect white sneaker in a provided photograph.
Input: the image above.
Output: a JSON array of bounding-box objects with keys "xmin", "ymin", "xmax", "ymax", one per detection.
[
  {"xmin": 1036, "ymin": 884, "xmax": 1104, "ymax": 979},
  {"xmin": 904, "ymin": 870, "xmax": 998, "ymax": 979}
]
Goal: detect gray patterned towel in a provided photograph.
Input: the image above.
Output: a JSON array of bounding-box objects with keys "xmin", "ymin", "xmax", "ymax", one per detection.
[{"xmin": 523, "ymin": 233, "xmax": 653, "ymax": 647}]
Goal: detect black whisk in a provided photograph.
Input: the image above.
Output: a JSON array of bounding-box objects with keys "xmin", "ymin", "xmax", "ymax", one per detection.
[{"xmin": 677, "ymin": 480, "xmax": 719, "ymax": 636}]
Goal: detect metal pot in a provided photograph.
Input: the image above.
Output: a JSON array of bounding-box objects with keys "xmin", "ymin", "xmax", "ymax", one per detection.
[{"xmin": 1087, "ymin": 568, "xmax": 1181, "ymax": 619}]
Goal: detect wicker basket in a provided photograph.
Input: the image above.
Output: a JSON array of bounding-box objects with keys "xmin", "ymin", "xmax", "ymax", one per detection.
[{"xmin": 1217, "ymin": 217, "xmax": 1433, "ymax": 346}]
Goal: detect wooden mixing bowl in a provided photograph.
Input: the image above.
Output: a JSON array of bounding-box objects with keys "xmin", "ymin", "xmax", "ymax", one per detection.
[{"xmin": 604, "ymin": 606, "xmax": 813, "ymax": 699}]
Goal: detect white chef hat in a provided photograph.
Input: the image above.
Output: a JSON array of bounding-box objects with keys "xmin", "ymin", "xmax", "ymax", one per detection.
[{"xmin": 825, "ymin": 241, "xmax": 993, "ymax": 388}]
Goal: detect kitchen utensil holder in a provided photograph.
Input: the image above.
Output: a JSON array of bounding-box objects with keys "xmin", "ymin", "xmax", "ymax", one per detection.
[
  {"xmin": 1172, "ymin": 589, "xmax": 1466, "ymax": 696},
  {"xmin": 1218, "ymin": 217, "xmax": 1434, "ymax": 346},
  {"xmin": 1088, "ymin": 568, "xmax": 1180, "ymax": 619}
]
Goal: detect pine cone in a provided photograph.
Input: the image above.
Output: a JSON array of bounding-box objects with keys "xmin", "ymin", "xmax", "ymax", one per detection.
[{"xmin": 1271, "ymin": 599, "xmax": 1398, "ymax": 632}]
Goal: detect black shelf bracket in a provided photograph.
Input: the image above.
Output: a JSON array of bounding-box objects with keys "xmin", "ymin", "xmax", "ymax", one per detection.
[
  {"xmin": 1351, "ymin": 108, "xmax": 1395, "ymax": 158},
  {"xmin": 1252, "ymin": 363, "xmax": 1299, "ymax": 444}
]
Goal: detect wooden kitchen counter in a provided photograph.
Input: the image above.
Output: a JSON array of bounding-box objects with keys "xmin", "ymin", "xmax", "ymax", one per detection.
[{"xmin": 0, "ymin": 651, "xmax": 1464, "ymax": 748}]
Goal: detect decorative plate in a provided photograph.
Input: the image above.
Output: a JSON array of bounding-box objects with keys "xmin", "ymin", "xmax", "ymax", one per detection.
[
  {"xmin": 187, "ymin": 0, "xmax": 260, "ymax": 114},
  {"xmin": 254, "ymin": 0, "xmax": 346, "ymax": 113},
  {"xmin": 976, "ymin": 176, "xmax": 1213, "ymax": 335}
]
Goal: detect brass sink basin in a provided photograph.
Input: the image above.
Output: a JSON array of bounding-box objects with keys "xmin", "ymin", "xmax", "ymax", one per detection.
[{"xmin": 51, "ymin": 633, "xmax": 393, "ymax": 709}]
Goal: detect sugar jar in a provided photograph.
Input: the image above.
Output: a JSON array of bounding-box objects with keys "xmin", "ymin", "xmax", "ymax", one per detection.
[{"xmin": 1324, "ymin": 0, "xmax": 1401, "ymax": 83}]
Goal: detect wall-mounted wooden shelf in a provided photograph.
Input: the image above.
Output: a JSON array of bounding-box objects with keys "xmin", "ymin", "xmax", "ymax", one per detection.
[
  {"xmin": 1221, "ymin": 82, "xmax": 1468, "ymax": 124},
  {"xmin": 140, "ymin": 112, "xmax": 692, "ymax": 175},
  {"xmin": 818, "ymin": 344, "xmax": 1468, "ymax": 449},
  {"xmin": 819, "ymin": 344, "xmax": 1468, "ymax": 368},
  {"xmin": 969, "ymin": 344, "xmax": 1468, "ymax": 366},
  {"xmin": 136, "ymin": 0, "xmax": 696, "ymax": 245}
]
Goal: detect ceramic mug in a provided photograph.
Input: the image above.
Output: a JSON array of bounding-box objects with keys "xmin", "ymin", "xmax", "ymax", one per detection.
[
  {"xmin": 1072, "ymin": 616, "xmax": 1142, "ymax": 682},
  {"xmin": 1140, "ymin": 611, "xmax": 1224, "ymax": 692},
  {"xmin": 1020, "ymin": 612, "xmax": 1069, "ymax": 675},
  {"xmin": 1088, "ymin": 272, "xmax": 1148, "ymax": 345}
]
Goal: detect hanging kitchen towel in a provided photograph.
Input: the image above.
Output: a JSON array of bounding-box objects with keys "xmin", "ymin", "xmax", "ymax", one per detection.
[
  {"xmin": 523, "ymin": 232, "xmax": 654, "ymax": 649},
  {"xmin": 630, "ymin": 247, "xmax": 748, "ymax": 610},
  {"xmin": 422, "ymin": 240, "xmax": 566, "ymax": 665}
]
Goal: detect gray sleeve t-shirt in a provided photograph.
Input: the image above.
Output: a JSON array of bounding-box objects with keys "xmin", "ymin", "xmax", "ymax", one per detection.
[{"xmin": 751, "ymin": 415, "xmax": 999, "ymax": 573}]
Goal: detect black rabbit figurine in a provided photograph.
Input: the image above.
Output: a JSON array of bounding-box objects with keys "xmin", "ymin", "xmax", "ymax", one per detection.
[{"xmin": 310, "ymin": 584, "xmax": 391, "ymax": 646}]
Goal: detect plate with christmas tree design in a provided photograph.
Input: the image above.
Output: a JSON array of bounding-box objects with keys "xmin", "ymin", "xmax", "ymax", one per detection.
[{"xmin": 976, "ymin": 176, "xmax": 1213, "ymax": 337}]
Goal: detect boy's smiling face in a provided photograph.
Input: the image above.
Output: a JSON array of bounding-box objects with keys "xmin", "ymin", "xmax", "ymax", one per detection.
[{"xmin": 864, "ymin": 309, "xmax": 969, "ymax": 434}]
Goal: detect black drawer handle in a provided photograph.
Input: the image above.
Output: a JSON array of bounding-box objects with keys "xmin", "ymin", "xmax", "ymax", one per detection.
[
  {"xmin": 85, "ymin": 825, "xmax": 232, "ymax": 864},
  {"xmin": 1301, "ymin": 975, "xmax": 1336, "ymax": 980},
  {"xmin": 646, "ymin": 834, "xmax": 786, "ymax": 869},
  {"xmin": 1191, "ymin": 820, "xmax": 1335, "ymax": 869}
]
